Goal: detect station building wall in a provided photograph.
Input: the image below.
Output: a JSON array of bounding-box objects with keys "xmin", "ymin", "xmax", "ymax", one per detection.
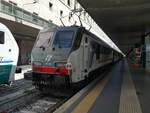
[{"xmin": 4, "ymin": 0, "xmax": 109, "ymax": 41}]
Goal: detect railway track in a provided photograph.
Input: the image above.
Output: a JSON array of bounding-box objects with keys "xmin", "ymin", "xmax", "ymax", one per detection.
[
  {"xmin": 0, "ymin": 86, "xmax": 71, "ymax": 113},
  {"xmin": 0, "ymin": 87, "xmax": 39, "ymax": 112},
  {"xmin": 12, "ymin": 96, "xmax": 65, "ymax": 113},
  {"xmin": 0, "ymin": 79, "xmax": 32, "ymax": 97},
  {"xmin": 0, "ymin": 79, "xmax": 72, "ymax": 113}
]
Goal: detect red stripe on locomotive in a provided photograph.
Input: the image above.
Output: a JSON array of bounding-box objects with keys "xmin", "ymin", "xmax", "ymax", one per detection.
[{"xmin": 32, "ymin": 65, "xmax": 70, "ymax": 76}]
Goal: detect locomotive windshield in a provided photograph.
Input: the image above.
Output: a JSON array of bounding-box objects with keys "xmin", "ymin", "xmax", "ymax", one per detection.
[
  {"xmin": 35, "ymin": 31, "xmax": 54, "ymax": 48},
  {"xmin": 53, "ymin": 31, "xmax": 74, "ymax": 48}
]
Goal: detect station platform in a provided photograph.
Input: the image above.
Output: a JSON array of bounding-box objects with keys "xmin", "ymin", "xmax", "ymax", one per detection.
[
  {"xmin": 55, "ymin": 59, "xmax": 150, "ymax": 113},
  {"xmin": 15, "ymin": 65, "xmax": 31, "ymax": 80}
]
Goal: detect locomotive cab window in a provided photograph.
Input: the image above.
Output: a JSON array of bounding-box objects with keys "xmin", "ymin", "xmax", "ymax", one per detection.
[
  {"xmin": 0, "ymin": 31, "xmax": 4, "ymax": 44},
  {"xmin": 35, "ymin": 31, "xmax": 54, "ymax": 48},
  {"xmin": 73, "ymin": 30, "xmax": 83, "ymax": 50},
  {"xmin": 53, "ymin": 31, "xmax": 74, "ymax": 48}
]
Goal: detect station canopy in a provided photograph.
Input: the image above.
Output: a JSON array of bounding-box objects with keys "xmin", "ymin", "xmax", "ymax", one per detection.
[{"xmin": 78, "ymin": 0, "xmax": 150, "ymax": 55}]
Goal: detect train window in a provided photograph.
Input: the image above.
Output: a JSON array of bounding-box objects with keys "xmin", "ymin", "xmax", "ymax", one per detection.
[
  {"xmin": 96, "ymin": 53, "xmax": 100, "ymax": 60},
  {"xmin": 85, "ymin": 37, "xmax": 88, "ymax": 43},
  {"xmin": 0, "ymin": 31, "xmax": 4, "ymax": 44},
  {"xmin": 101, "ymin": 46, "xmax": 109, "ymax": 54},
  {"xmin": 96, "ymin": 44, "xmax": 100, "ymax": 59},
  {"xmin": 73, "ymin": 30, "xmax": 82, "ymax": 50},
  {"xmin": 53, "ymin": 31, "xmax": 74, "ymax": 48},
  {"xmin": 35, "ymin": 31, "xmax": 53, "ymax": 48}
]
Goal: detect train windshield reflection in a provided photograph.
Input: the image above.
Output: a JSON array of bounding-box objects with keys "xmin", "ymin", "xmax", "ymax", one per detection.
[
  {"xmin": 53, "ymin": 31, "xmax": 74, "ymax": 48},
  {"xmin": 35, "ymin": 31, "xmax": 54, "ymax": 48}
]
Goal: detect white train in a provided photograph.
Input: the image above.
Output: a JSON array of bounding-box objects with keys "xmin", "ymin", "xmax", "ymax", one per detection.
[
  {"xmin": 0, "ymin": 23, "xmax": 19, "ymax": 85},
  {"xmin": 31, "ymin": 26, "xmax": 122, "ymax": 90}
]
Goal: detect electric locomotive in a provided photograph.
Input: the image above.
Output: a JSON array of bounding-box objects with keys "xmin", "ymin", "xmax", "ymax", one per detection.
[{"xmin": 31, "ymin": 26, "xmax": 121, "ymax": 91}]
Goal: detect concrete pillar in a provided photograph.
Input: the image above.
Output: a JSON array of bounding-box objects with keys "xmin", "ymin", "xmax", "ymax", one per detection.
[{"xmin": 16, "ymin": 38, "xmax": 34, "ymax": 65}]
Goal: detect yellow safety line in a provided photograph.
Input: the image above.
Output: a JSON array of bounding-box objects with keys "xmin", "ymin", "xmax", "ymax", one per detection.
[
  {"xmin": 119, "ymin": 62, "xmax": 142, "ymax": 113},
  {"xmin": 71, "ymin": 76, "xmax": 110, "ymax": 113}
]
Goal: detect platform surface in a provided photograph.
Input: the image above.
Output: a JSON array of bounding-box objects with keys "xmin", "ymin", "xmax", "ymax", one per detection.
[{"xmin": 62, "ymin": 59, "xmax": 150, "ymax": 113}]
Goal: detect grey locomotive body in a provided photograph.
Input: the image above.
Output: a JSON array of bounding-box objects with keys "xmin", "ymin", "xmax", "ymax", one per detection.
[{"xmin": 31, "ymin": 26, "xmax": 121, "ymax": 90}]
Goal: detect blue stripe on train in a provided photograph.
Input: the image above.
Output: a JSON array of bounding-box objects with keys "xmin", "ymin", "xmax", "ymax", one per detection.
[{"xmin": 0, "ymin": 60, "xmax": 13, "ymax": 63}]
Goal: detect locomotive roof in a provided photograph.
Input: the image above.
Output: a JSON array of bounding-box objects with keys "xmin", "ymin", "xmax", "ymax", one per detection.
[{"xmin": 41, "ymin": 25, "xmax": 121, "ymax": 54}]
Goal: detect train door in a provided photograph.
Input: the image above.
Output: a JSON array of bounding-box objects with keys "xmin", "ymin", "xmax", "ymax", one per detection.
[{"xmin": 83, "ymin": 35, "xmax": 90, "ymax": 77}]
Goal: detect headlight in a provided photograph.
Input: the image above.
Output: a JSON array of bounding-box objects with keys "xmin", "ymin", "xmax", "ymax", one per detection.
[{"xmin": 66, "ymin": 63, "xmax": 72, "ymax": 69}]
